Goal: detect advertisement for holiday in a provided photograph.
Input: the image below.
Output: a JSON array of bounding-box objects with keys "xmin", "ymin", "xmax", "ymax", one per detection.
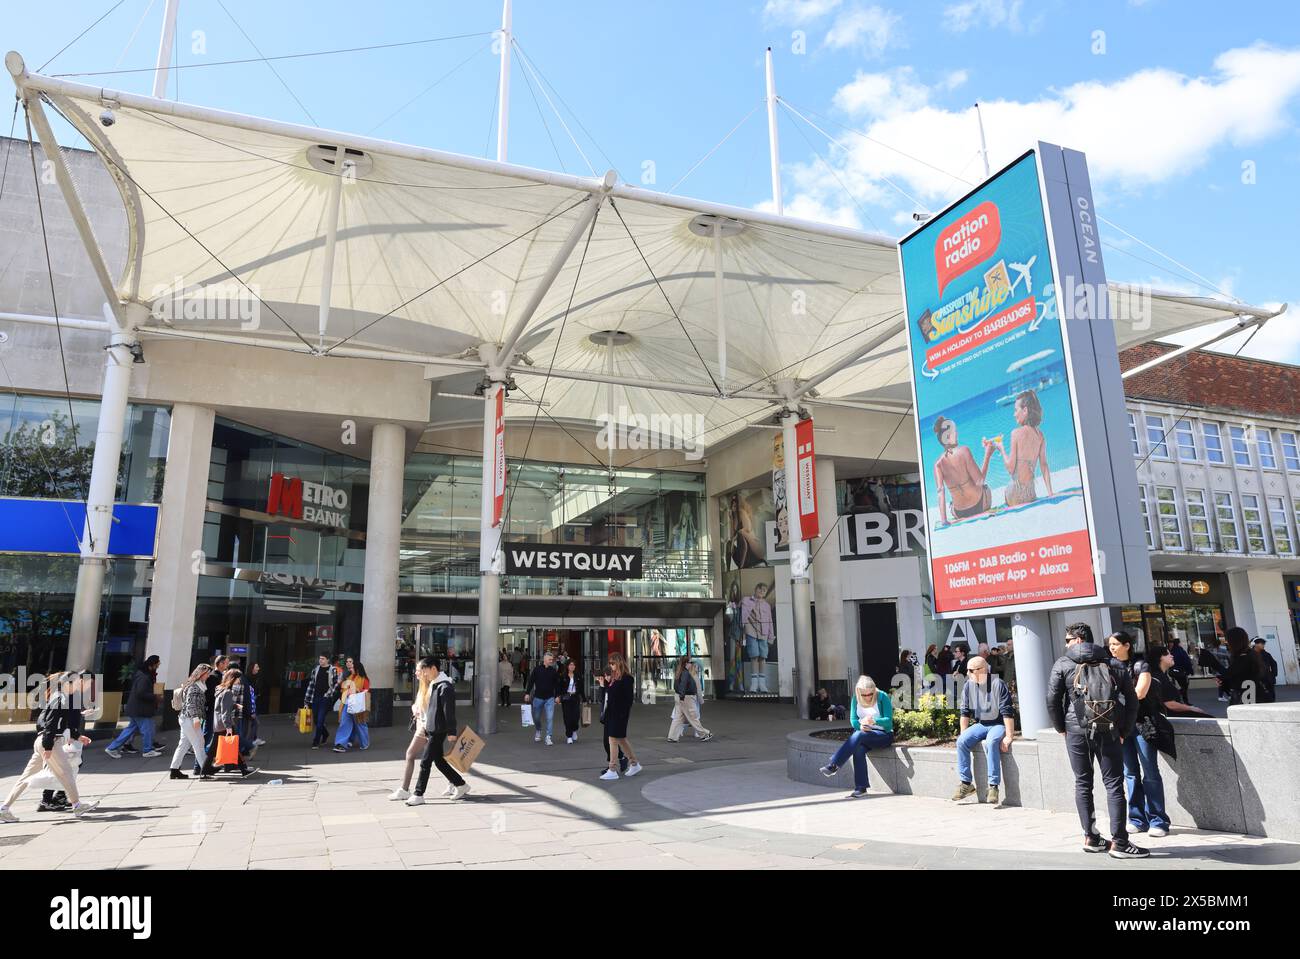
[{"xmin": 899, "ymin": 151, "xmax": 1099, "ymax": 617}]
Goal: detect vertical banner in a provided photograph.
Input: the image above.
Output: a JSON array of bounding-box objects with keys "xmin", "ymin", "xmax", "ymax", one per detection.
[
  {"xmin": 492, "ymin": 388, "xmax": 505, "ymax": 528},
  {"xmin": 899, "ymin": 149, "xmax": 1101, "ymax": 617},
  {"xmin": 794, "ymin": 418, "xmax": 819, "ymax": 540},
  {"xmin": 771, "ymin": 433, "xmax": 789, "ymax": 550}
]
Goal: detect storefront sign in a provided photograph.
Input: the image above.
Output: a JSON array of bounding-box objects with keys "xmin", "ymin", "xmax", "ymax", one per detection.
[
  {"xmin": 266, "ymin": 473, "xmax": 350, "ymax": 528},
  {"xmin": 503, "ymin": 542, "xmax": 642, "ymax": 579},
  {"xmin": 1152, "ymin": 573, "xmax": 1224, "ymax": 604},
  {"xmin": 795, "ymin": 418, "xmax": 819, "ymax": 540},
  {"xmin": 492, "ymin": 389, "xmax": 505, "ymax": 527},
  {"xmin": 0, "ymin": 498, "xmax": 159, "ymax": 557},
  {"xmin": 900, "ymin": 146, "xmax": 1128, "ymax": 617}
]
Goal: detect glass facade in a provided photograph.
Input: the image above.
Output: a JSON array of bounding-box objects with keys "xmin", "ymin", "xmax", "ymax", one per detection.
[
  {"xmin": 192, "ymin": 418, "xmax": 369, "ymax": 713},
  {"xmin": 0, "ymin": 392, "xmax": 170, "ymax": 714}
]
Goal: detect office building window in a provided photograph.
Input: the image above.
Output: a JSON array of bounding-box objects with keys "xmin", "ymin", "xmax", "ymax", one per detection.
[
  {"xmin": 1154, "ymin": 486, "xmax": 1183, "ymax": 549},
  {"xmin": 1127, "ymin": 411, "xmax": 1140, "ymax": 457},
  {"xmin": 1214, "ymin": 491, "xmax": 1240, "ymax": 552},
  {"xmin": 1145, "ymin": 414, "xmax": 1169, "ymax": 459},
  {"xmin": 1137, "ymin": 485, "xmax": 1155, "ymax": 549},
  {"xmin": 1281, "ymin": 431, "xmax": 1300, "ymax": 471},
  {"xmin": 1229, "ymin": 426, "xmax": 1252, "ymax": 467},
  {"xmin": 1184, "ymin": 489, "xmax": 1212, "ymax": 551},
  {"xmin": 1202, "ymin": 423, "xmax": 1226, "ymax": 465},
  {"xmin": 1174, "ymin": 420, "xmax": 1198, "ymax": 461},
  {"xmin": 1240, "ymin": 493, "xmax": 1267, "ymax": 553},
  {"xmin": 1267, "ymin": 496, "xmax": 1293, "ymax": 555},
  {"xmin": 1257, "ymin": 429, "xmax": 1278, "ymax": 470}
]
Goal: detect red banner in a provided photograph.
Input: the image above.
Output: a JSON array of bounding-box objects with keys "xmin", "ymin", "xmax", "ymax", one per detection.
[
  {"xmin": 492, "ymin": 389, "xmax": 505, "ymax": 528},
  {"xmin": 794, "ymin": 418, "xmax": 819, "ymax": 540},
  {"xmin": 932, "ymin": 529, "xmax": 1098, "ymax": 613}
]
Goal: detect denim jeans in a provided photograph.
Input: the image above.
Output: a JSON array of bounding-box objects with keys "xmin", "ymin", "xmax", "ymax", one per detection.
[
  {"xmin": 531, "ymin": 697, "xmax": 556, "ymax": 738},
  {"xmin": 311, "ymin": 700, "xmax": 333, "ymax": 745},
  {"xmin": 169, "ymin": 717, "xmax": 206, "ymax": 771},
  {"xmin": 335, "ymin": 709, "xmax": 370, "ymax": 749},
  {"xmin": 108, "ymin": 716, "xmax": 155, "ymax": 752},
  {"xmin": 1123, "ymin": 733, "xmax": 1169, "ymax": 831},
  {"xmin": 956, "ymin": 722, "xmax": 1008, "ymax": 786},
  {"xmin": 829, "ymin": 728, "xmax": 892, "ymax": 791}
]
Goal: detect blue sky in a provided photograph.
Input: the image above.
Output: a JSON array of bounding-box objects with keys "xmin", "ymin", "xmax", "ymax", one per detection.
[{"xmin": 8, "ymin": 0, "xmax": 1299, "ymax": 359}]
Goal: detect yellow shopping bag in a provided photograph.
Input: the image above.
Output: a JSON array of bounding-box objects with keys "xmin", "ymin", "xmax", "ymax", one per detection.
[{"xmin": 296, "ymin": 707, "xmax": 313, "ymax": 734}]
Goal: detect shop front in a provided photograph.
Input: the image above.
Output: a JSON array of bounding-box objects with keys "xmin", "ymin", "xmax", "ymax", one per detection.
[{"xmin": 1117, "ymin": 572, "xmax": 1231, "ymax": 666}]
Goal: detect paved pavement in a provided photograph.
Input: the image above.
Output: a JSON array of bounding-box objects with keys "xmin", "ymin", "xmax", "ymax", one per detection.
[{"xmin": 0, "ymin": 699, "xmax": 1295, "ymax": 870}]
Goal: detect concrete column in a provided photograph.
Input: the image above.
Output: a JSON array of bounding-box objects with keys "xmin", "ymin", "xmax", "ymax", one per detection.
[
  {"xmin": 359, "ymin": 422, "xmax": 406, "ymax": 726},
  {"xmin": 476, "ymin": 382, "xmax": 505, "ymax": 735},
  {"xmin": 146, "ymin": 404, "xmax": 216, "ymax": 690},
  {"xmin": 811, "ymin": 457, "xmax": 847, "ymax": 702},
  {"xmin": 1011, "ymin": 609, "xmax": 1054, "ymax": 738},
  {"xmin": 66, "ymin": 303, "xmax": 144, "ymax": 672},
  {"xmin": 1227, "ymin": 570, "xmax": 1298, "ymax": 686}
]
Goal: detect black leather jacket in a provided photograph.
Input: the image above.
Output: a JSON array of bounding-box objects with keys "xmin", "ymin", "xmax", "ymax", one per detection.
[{"xmin": 1046, "ymin": 642, "xmax": 1137, "ymax": 739}]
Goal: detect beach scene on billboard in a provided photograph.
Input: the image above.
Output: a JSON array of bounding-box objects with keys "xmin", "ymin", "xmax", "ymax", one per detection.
[{"xmin": 901, "ymin": 151, "xmax": 1097, "ymax": 614}]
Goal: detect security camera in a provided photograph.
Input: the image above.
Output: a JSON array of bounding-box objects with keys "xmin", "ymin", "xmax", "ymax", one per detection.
[
  {"xmin": 912, "ymin": 212, "xmax": 931, "ymax": 222},
  {"xmin": 99, "ymin": 108, "xmax": 115, "ymax": 127}
]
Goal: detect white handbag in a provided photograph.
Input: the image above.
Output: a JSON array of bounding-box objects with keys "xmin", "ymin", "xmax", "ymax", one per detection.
[{"xmin": 346, "ymin": 691, "xmax": 368, "ymax": 715}]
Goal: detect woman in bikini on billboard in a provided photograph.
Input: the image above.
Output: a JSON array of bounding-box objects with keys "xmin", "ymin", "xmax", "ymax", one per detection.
[
  {"xmin": 933, "ymin": 415, "xmax": 995, "ymax": 525},
  {"xmin": 989, "ymin": 390, "xmax": 1053, "ymax": 508}
]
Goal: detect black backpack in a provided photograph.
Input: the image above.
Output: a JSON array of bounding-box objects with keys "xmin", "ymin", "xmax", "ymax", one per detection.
[{"xmin": 1071, "ymin": 661, "xmax": 1119, "ymax": 741}]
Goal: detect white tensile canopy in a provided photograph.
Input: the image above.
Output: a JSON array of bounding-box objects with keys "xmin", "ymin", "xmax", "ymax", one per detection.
[{"xmin": 8, "ymin": 55, "xmax": 1281, "ymax": 450}]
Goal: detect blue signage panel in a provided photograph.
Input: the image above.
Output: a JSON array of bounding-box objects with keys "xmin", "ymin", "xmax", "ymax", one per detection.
[{"xmin": 0, "ymin": 498, "xmax": 159, "ymax": 557}]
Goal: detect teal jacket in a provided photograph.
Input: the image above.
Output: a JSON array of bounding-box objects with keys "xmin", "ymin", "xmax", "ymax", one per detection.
[{"xmin": 849, "ymin": 691, "xmax": 893, "ymax": 733}]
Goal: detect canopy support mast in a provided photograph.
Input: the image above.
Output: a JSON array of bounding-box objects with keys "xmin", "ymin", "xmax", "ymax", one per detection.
[
  {"xmin": 152, "ymin": 0, "xmax": 181, "ymax": 99},
  {"xmin": 777, "ymin": 379, "xmax": 815, "ymax": 717},
  {"xmin": 497, "ymin": 0, "xmax": 512, "ymax": 162},
  {"xmin": 317, "ymin": 147, "xmax": 349, "ymax": 349},
  {"xmin": 765, "ymin": 47, "xmax": 782, "ymax": 214}
]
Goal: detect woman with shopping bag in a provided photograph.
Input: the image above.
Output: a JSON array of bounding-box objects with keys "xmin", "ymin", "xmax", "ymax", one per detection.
[
  {"xmin": 332, "ymin": 658, "xmax": 372, "ymax": 753},
  {"xmin": 1, "ymin": 671, "xmax": 99, "ymax": 823},
  {"xmin": 199, "ymin": 669, "xmax": 257, "ymax": 779},
  {"xmin": 168, "ymin": 664, "xmax": 214, "ymax": 780}
]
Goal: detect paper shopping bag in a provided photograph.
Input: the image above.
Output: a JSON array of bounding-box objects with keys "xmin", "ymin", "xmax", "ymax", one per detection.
[
  {"xmin": 447, "ymin": 726, "xmax": 485, "ymax": 775},
  {"xmin": 215, "ymin": 732, "xmax": 240, "ymax": 765},
  {"xmin": 520, "ymin": 703, "xmax": 534, "ymax": 727},
  {"xmin": 581, "ymin": 704, "xmax": 592, "ymax": 727}
]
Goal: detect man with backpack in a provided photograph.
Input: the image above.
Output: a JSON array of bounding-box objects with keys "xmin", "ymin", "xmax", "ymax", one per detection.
[{"xmin": 1046, "ymin": 622, "xmax": 1147, "ymax": 860}]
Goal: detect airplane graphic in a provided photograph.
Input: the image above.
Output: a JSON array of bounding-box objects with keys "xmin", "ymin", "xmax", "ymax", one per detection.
[{"xmin": 1009, "ymin": 256, "xmax": 1036, "ymax": 296}]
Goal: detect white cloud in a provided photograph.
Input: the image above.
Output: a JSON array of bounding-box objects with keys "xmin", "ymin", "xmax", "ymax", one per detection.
[
  {"xmin": 823, "ymin": 5, "xmax": 901, "ymax": 55},
  {"xmin": 941, "ymin": 69, "xmax": 969, "ymax": 91},
  {"xmin": 833, "ymin": 68, "xmax": 930, "ymax": 117},
  {"xmin": 943, "ymin": 0, "xmax": 1027, "ymax": 33},
  {"xmin": 777, "ymin": 42, "xmax": 1300, "ymax": 232},
  {"xmin": 763, "ymin": 0, "xmax": 844, "ymax": 24}
]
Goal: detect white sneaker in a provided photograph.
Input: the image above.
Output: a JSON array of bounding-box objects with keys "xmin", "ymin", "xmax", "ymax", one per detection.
[
  {"xmin": 1148, "ymin": 826, "xmax": 1169, "ymax": 838},
  {"xmin": 253, "ymin": 739, "xmax": 267, "ymax": 747},
  {"xmin": 104, "ymin": 748, "xmax": 123, "ymax": 759},
  {"xmin": 0, "ymin": 807, "xmax": 17, "ymax": 823},
  {"xmin": 451, "ymin": 784, "xmax": 471, "ymax": 801},
  {"xmin": 142, "ymin": 749, "xmax": 163, "ymax": 758},
  {"xmin": 404, "ymin": 794, "xmax": 425, "ymax": 806},
  {"xmin": 545, "ymin": 736, "xmax": 553, "ymax": 746},
  {"xmin": 565, "ymin": 736, "xmax": 573, "ymax": 744},
  {"xmin": 442, "ymin": 783, "xmax": 457, "ymax": 797},
  {"xmin": 534, "ymin": 732, "xmax": 542, "ymax": 743},
  {"xmin": 624, "ymin": 762, "xmax": 643, "ymax": 777},
  {"xmin": 388, "ymin": 788, "xmax": 410, "ymax": 801},
  {"xmin": 72, "ymin": 799, "xmax": 100, "ymax": 817},
  {"xmin": 599, "ymin": 769, "xmax": 620, "ymax": 781}
]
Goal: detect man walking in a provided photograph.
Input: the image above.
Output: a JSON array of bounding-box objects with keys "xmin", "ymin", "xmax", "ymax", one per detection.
[
  {"xmin": 1046, "ymin": 623, "xmax": 1147, "ymax": 860},
  {"xmin": 105, "ymin": 655, "xmax": 163, "ymax": 759},
  {"xmin": 407, "ymin": 657, "xmax": 469, "ymax": 804},
  {"xmin": 524, "ymin": 651, "xmax": 561, "ymax": 746},
  {"xmin": 303, "ymin": 654, "xmax": 340, "ymax": 748}
]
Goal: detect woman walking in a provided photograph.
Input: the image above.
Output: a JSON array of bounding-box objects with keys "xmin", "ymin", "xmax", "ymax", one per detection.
[
  {"xmin": 819, "ymin": 676, "xmax": 894, "ymax": 798},
  {"xmin": 559, "ymin": 657, "xmax": 585, "ymax": 744},
  {"xmin": 199, "ymin": 669, "xmax": 256, "ymax": 779},
  {"xmin": 667, "ymin": 655, "xmax": 712, "ymax": 742},
  {"xmin": 168, "ymin": 664, "xmax": 213, "ymax": 780},
  {"xmin": 333, "ymin": 658, "xmax": 371, "ymax": 753},
  {"xmin": 1223, "ymin": 627, "xmax": 1268, "ymax": 705},
  {"xmin": 1107, "ymin": 631, "xmax": 1169, "ymax": 838},
  {"xmin": 599, "ymin": 652, "xmax": 642, "ymax": 781},
  {"xmin": 0, "ymin": 672, "xmax": 99, "ymax": 822},
  {"xmin": 390, "ymin": 662, "xmax": 433, "ymax": 801}
]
